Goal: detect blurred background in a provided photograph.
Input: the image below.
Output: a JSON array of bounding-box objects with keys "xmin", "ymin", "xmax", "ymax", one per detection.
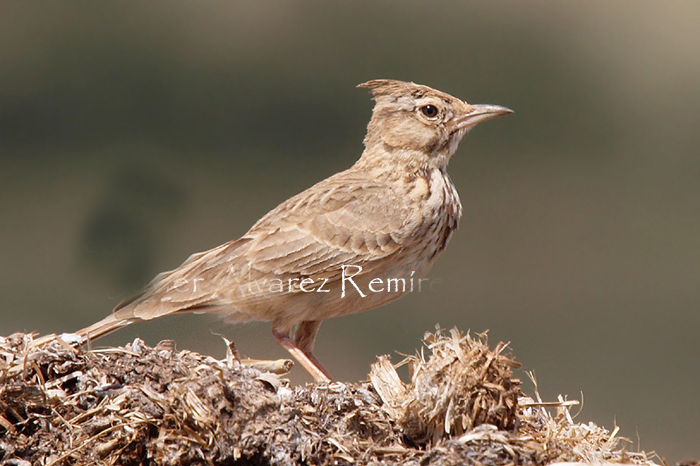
[{"xmin": 1, "ymin": 1, "xmax": 698, "ymax": 461}]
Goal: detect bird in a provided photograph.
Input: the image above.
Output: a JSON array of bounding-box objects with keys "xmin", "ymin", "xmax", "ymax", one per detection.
[{"xmin": 76, "ymin": 79, "xmax": 513, "ymax": 382}]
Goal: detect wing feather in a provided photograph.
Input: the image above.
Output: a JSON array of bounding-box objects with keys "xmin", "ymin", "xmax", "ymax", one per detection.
[{"xmin": 117, "ymin": 169, "xmax": 419, "ymax": 320}]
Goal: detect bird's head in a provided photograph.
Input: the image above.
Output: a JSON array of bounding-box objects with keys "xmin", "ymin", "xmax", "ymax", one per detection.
[{"xmin": 357, "ymin": 79, "xmax": 512, "ymax": 171}]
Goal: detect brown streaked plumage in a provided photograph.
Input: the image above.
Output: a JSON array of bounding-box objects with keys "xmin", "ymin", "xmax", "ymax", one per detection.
[{"xmin": 77, "ymin": 79, "xmax": 513, "ymax": 382}]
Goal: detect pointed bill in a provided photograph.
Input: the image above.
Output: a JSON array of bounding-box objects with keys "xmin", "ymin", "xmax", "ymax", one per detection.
[{"xmin": 449, "ymin": 104, "xmax": 514, "ymax": 132}]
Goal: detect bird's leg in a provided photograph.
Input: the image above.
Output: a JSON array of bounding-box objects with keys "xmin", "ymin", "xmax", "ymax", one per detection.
[
  {"xmin": 294, "ymin": 320, "xmax": 334, "ymax": 380},
  {"xmin": 272, "ymin": 320, "xmax": 332, "ymax": 383},
  {"xmin": 294, "ymin": 320, "xmax": 321, "ymax": 353}
]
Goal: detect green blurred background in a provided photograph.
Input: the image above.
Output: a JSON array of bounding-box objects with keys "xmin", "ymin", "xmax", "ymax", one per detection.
[{"xmin": 1, "ymin": 1, "xmax": 698, "ymax": 460}]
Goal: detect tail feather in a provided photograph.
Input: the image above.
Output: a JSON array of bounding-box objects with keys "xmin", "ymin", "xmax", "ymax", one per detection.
[
  {"xmin": 76, "ymin": 312, "xmax": 137, "ymax": 341},
  {"xmin": 74, "ymin": 238, "xmax": 253, "ymax": 343}
]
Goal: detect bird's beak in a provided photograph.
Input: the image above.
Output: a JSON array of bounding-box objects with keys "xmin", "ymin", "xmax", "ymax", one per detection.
[{"xmin": 449, "ymin": 104, "xmax": 514, "ymax": 132}]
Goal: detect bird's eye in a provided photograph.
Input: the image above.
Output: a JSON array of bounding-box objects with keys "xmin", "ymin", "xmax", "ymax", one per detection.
[{"xmin": 420, "ymin": 105, "xmax": 439, "ymax": 118}]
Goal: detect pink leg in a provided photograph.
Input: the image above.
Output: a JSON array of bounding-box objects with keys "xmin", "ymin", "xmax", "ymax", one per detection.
[{"xmin": 272, "ymin": 321, "xmax": 332, "ymax": 383}]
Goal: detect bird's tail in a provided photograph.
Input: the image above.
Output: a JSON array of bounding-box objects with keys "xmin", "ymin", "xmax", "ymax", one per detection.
[{"xmin": 75, "ymin": 309, "xmax": 138, "ymax": 342}]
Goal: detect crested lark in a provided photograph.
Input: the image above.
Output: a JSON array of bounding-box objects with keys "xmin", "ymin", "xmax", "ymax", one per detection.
[{"xmin": 77, "ymin": 79, "xmax": 512, "ymax": 382}]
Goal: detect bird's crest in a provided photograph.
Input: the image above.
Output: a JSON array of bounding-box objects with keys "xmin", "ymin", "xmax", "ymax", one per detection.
[{"xmin": 358, "ymin": 79, "xmax": 458, "ymax": 104}]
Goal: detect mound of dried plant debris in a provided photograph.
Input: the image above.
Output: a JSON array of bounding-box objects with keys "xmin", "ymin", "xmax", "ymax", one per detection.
[{"xmin": 0, "ymin": 328, "xmax": 659, "ymax": 466}]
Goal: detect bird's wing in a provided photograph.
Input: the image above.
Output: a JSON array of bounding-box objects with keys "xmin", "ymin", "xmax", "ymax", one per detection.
[
  {"xmin": 243, "ymin": 171, "xmax": 418, "ymax": 276},
  {"xmin": 114, "ymin": 170, "xmax": 420, "ymax": 319}
]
